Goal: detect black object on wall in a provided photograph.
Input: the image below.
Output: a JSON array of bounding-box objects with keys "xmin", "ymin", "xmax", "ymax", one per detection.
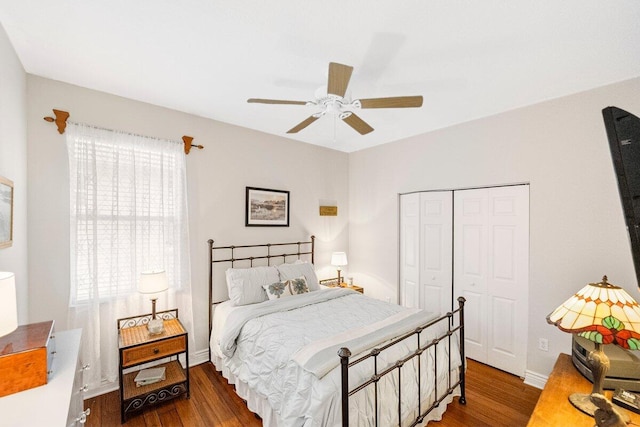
[{"xmin": 603, "ymin": 106, "xmax": 640, "ymax": 289}]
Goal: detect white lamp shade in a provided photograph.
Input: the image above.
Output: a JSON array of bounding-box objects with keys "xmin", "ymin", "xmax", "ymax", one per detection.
[
  {"xmin": 331, "ymin": 252, "xmax": 348, "ymax": 267},
  {"xmin": 138, "ymin": 270, "xmax": 169, "ymax": 294},
  {"xmin": 0, "ymin": 272, "xmax": 18, "ymax": 337}
]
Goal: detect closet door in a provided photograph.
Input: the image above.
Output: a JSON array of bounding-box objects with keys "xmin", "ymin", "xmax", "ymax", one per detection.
[
  {"xmin": 454, "ymin": 185, "xmax": 529, "ymax": 377},
  {"xmin": 400, "ymin": 192, "xmax": 452, "ymax": 314},
  {"xmin": 453, "ymin": 188, "xmax": 488, "ymax": 365},
  {"xmin": 419, "ymin": 192, "xmax": 453, "ymax": 315},
  {"xmin": 400, "ymin": 193, "xmax": 420, "ymax": 308}
]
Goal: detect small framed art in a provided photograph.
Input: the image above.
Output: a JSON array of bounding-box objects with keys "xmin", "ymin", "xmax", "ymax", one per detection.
[
  {"xmin": 245, "ymin": 187, "xmax": 290, "ymax": 227},
  {"xmin": 0, "ymin": 175, "xmax": 14, "ymax": 249}
]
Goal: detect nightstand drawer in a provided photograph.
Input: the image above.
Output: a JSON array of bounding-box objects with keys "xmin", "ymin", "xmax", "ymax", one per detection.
[{"xmin": 121, "ymin": 335, "xmax": 186, "ymax": 367}]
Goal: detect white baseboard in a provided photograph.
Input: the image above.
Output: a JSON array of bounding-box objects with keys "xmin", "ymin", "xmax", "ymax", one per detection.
[
  {"xmin": 524, "ymin": 369, "xmax": 548, "ymax": 390},
  {"xmin": 84, "ymin": 348, "xmax": 211, "ymax": 400},
  {"xmin": 84, "ymin": 381, "xmax": 118, "ymax": 400},
  {"xmin": 190, "ymin": 348, "xmax": 210, "ymax": 367}
]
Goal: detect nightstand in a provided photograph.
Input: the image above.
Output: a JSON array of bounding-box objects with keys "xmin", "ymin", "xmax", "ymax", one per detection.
[
  {"xmin": 117, "ymin": 309, "xmax": 189, "ymax": 423},
  {"xmin": 344, "ymin": 283, "xmax": 364, "ymax": 294},
  {"xmin": 527, "ymin": 353, "xmax": 640, "ymax": 426},
  {"xmin": 345, "ymin": 285, "xmax": 364, "ymax": 294},
  {"xmin": 323, "ymin": 282, "xmax": 364, "ymax": 294}
]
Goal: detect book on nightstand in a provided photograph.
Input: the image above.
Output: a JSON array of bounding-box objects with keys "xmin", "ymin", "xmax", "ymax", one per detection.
[{"xmin": 134, "ymin": 367, "xmax": 166, "ymax": 387}]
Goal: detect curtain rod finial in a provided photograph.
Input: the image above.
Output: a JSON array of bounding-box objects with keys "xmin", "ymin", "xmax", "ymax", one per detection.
[
  {"xmin": 43, "ymin": 109, "xmax": 69, "ymax": 134},
  {"xmin": 182, "ymin": 135, "xmax": 204, "ymax": 155}
]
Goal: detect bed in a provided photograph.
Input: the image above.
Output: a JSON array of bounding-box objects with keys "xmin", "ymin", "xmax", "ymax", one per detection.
[{"xmin": 208, "ymin": 236, "xmax": 466, "ymax": 427}]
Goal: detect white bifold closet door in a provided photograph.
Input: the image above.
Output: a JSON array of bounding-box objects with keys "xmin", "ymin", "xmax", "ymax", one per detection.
[
  {"xmin": 454, "ymin": 186, "xmax": 529, "ymax": 377},
  {"xmin": 399, "ymin": 185, "xmax": 529, "ymax": 377},
  {"xmin": 400, "ymin": 192, "xmax": 453, "ymax": 314}
]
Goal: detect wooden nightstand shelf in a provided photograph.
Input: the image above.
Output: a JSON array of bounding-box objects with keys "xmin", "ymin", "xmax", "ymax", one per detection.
[{"xmin": 118, "ymin": 309, "xmax": 189, "ymax": 423}]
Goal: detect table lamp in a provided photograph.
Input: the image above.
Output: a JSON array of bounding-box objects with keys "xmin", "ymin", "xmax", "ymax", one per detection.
[
  {"xmin": 138, "ymin": 270, "xmax": 169, "ymax": 335},
  {"xmin": 0, "ymin": 272, "xmax": 18, "ymax": 338},
  {"xmin": 331, "ymin": 252, "xmax": 348, "ymax": 285},
  {"xmin": 547, "ymin": 275, "xmax": 640, "ymax": 416}
]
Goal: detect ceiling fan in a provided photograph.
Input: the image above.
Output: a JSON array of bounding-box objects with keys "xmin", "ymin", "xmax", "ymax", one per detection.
[{"xmin": 247, "ymin": 62, "xmax": 423, "ymax": 135}]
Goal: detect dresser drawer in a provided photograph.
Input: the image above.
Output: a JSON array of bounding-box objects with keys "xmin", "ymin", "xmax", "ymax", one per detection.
[{"xmin": 121, "ymin": 335, "xmax": 186, "ymax": 367}]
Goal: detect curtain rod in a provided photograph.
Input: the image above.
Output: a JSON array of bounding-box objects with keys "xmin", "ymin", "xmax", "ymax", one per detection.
[{"xmin": 43, "ymin": 109, "xmax": 204, "ymax": 155}]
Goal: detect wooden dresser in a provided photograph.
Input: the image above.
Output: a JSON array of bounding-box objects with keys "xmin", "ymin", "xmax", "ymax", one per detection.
[{"xmin": 527, "ymin": 353, "xmax": 640, "ymax": 426}]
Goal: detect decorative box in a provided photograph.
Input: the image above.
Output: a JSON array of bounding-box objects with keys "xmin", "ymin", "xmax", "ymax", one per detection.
[{"xmin": 0, "ymin": 320, "xmax": 55, "ymax": 397}]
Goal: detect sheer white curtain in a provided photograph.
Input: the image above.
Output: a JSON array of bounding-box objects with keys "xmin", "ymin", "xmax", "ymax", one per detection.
[{"xmin": 66, "ymin": 123, "xmax": 194, "ymax": 389}]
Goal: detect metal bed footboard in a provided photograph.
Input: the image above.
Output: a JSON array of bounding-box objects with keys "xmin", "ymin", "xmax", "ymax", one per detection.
[{"xmin": 339, "ymin": 297, "xmax": 466, "ymax": 427}]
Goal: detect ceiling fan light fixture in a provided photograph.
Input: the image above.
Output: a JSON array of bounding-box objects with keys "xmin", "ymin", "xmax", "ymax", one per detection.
[{"xmin": 249, "ymin": 62, "xmax": 422, "ymax": 136}]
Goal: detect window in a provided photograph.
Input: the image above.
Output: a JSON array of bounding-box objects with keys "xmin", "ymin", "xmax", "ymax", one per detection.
[{"xmin": 66, "ymin": 123, "xmax": 188, "ymax": 305}]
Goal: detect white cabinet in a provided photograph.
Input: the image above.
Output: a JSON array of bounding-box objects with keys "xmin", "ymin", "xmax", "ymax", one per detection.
[
  {"xmin": 0, "ymin": 328, "xmax": 89, "ymax": 426},
  {"xmin": 400, "ymin": 185, "xmax": 529, "ymax": 377}
]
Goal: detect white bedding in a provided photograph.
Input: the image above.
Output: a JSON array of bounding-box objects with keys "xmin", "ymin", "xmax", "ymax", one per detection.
[{"xmin": 210, "ymin": 288, "xmax": 461, "ymax": 427}]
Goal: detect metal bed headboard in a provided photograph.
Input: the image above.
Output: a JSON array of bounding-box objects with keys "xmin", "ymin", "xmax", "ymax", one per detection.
[{"xmin": 207, "ymin": 236, "xmax": 315, "ymax": 355}]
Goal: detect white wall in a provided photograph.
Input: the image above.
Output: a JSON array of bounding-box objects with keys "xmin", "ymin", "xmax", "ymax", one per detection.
[
  {"xmin": 26, "ymin": 75, "xmax": 349, "ymax": 358},
  {"xmin": 0, "ymin": 23, "xmax": 28, "ymax": 324},
  {"xmin": 21, "ymin": 60, "xmax": 640, "ymax": 380},
  {"xmin": 348, "ymin": 77, "xmax": 640, "ymax": 377}
]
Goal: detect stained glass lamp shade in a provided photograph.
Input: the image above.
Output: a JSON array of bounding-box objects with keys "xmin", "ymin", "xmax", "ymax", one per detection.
[{"xmin": 547, "ymin": 275, "xmax": 640, "ymax": 416}]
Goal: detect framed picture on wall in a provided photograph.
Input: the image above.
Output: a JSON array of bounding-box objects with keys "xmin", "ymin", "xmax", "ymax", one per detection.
[
  {"xmin": 245, "ymin": 187, "xmax": 290, "ymax": 227},
  {"xmin": 0, "ymin": 175, "xmax": 14, "ymax": 249}
]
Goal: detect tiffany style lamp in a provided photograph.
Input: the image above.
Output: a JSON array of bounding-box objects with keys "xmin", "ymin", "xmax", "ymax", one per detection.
[{"xmin": 547, "ymin": 275, "xmax": 640, "ymax": 416}]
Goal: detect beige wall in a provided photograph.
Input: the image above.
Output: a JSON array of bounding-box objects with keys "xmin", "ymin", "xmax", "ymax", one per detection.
[
  {"xmin": 26, "ymin": 75, "xmax": 349, "ymax": 358},
  {"xmin": 19, "ymin": 52, "xmax": 640, "ymax": 379},
  {"xmin": 348, "ymin": 77, "xmax": 640, "ymax": 377},
  {"xmin": 0, "ymin": 23, "xmax": 28, "ymax": 324}
]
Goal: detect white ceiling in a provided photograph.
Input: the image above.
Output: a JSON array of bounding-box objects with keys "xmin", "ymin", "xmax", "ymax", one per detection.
[{"xmin": 1, "ymin": 1, "xmax": 639, "ymax": 153}]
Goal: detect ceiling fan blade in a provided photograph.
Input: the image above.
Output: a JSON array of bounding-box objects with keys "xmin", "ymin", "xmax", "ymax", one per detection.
[
  {"xmin": 327, "ymin": 62, "xmax": 354, "ymax": 98},
  {"xmin": 247, "ymin": 98, "xmax": 307, "ymax": 105},
  {"xmin": 359, "ymin": 96, "xmax": 423, "ymax": 109},
  {"xmin": 342, "ymin": 112, "xmax": 374, "ymax": 135},
  {"xmin": 287, "ymin": 116, "xmax": 319, "ymax": 134}
]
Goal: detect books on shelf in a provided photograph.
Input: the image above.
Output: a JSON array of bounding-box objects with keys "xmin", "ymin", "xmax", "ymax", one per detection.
[{"xmin": 134, "ymin": 367, "xmax": 166, "ymax": 387}]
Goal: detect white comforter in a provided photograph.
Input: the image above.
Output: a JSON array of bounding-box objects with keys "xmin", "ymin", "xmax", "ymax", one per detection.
[{"xmin": 211, "ymin": 288, "xmax": 461, "ymax": 427}]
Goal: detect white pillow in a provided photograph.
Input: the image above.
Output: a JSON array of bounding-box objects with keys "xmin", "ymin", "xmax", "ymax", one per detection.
[
  {"xmin": 225, "ymin": 266, "xmax": 280, "ymax": 306},
  {"xmin": 263, "ymin": 276, "xmax": 310, "ymax": 300},
  {"xmin": 276, "ymin": 261, "xmax": 320, "ymax": 291}
]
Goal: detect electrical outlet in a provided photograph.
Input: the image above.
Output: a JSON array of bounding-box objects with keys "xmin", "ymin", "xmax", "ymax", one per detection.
[{"xmin": 538, "ymin": 338, "xmax": 549, "ymax": 352}]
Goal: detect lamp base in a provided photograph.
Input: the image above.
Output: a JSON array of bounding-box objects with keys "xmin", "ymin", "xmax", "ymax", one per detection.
[
  {"xmin": 569, "ymin": 392, "xmax": 598, "ymax": 416},
  {"xmin": 147, "ymin": 318, "xmax": 164, "ymax": 335},
  {"xmin": 569, "ymin": 393, "xmax": 631, "ymax": 423}
]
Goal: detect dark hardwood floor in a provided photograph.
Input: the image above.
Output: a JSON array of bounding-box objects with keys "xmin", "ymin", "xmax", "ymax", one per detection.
[{"xmin": 84, "ymin": 359, "xmax": 541, "ymax": 426}]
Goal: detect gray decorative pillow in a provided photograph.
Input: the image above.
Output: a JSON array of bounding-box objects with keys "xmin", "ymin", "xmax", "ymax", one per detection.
[
  {"xmin": 263, "ymin": 275, "xmax": 309, "ymax": 300},
  {"xmin": 225, "ymin": 265, "xmax": 279, "ymax": 306},
  {"xmin": 276, "ymin": 261, "xmax": 320, "ymax": 291}
]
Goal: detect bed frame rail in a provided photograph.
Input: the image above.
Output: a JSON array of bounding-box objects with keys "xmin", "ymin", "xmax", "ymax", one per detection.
[{"xmin": 339, "ymin": 297, "xmax": 466, "ymax": 427}]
